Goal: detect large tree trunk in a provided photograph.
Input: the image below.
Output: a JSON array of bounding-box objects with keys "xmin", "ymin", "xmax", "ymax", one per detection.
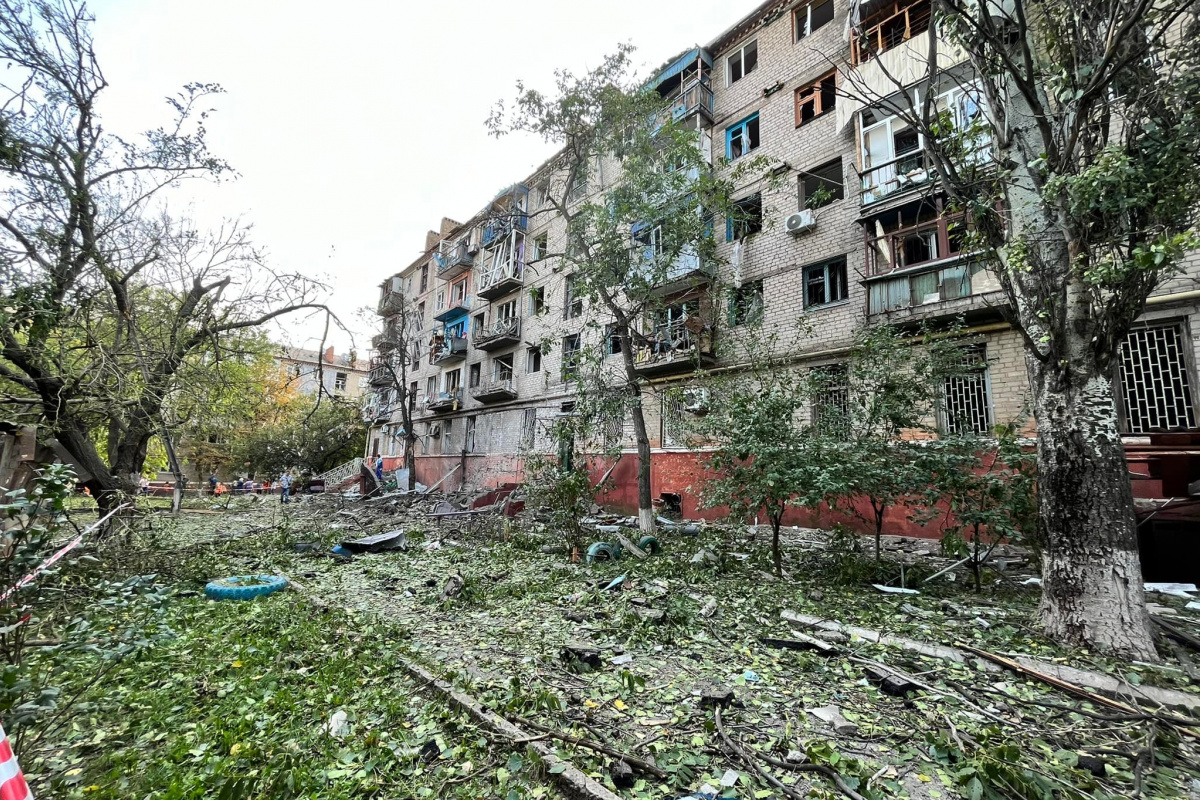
[
  {"xmin": 1028, "ymin": 358, "xmax": 1157, "ymax": 660},
  {"xmin": 627, "ymin": 395, "xmax": 654, "ymax": 534}
]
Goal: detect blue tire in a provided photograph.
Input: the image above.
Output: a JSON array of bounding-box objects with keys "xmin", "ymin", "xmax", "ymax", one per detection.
[
  {"xmin": 205, "ymin": 575, "xmax": 289, "ymax": 601},
  {"xmin": 638, "ymin": 535, "xmax": 661, "ymax": 555},
  {"xmin": 585, "ymin": 542, "xmax": 621, "ymax": 563}
]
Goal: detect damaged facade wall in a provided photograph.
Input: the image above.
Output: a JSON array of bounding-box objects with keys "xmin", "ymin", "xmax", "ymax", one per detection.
[{"xmin": 369, "ymin": 0, "xmax": 1200, "ymax": 537}]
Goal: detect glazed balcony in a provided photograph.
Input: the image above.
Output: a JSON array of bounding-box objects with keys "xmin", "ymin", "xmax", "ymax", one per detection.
[
  {"xmin": 430, "ymin": 335, "xmax": 467, "ymax": 365},
  {"xmin": 434, "ymin": 241, "xmax": 474, "ymax": 282},
  {"xmin": 473, "ymin": 317, "xmax": 521, "ymax": 351},
  {"xmin": 632, "ymin": 320, "xmax": 716, "ymax": 377},
  {"xmin": 425, "ymin": 388, "xmax": 463, "ymax": 413},
  {"xmin": 372, "ymin": 326, "xmax": 402, "ymax": 352}
]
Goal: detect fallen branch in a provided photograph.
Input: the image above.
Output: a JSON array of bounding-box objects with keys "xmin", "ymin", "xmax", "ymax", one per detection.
[
  {"xmin": 1152, "ymin": 616, "xmax": 1200, "ymax": 652},
  {"xmin": 508, "ymin": 715, "xmax": 667, "ymax": 778},
  {"xmin": 713, "ymin": 706, "xmax": 865, "ymax": 800}
]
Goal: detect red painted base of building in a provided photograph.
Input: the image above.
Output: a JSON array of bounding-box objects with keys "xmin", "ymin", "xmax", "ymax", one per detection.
[{"xmin": 383, "ymin": 450, "xmax": 935, "ymax": 538}]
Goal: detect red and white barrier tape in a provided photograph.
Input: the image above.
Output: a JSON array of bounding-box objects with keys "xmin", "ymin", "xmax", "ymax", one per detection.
[
  {"xmin": 0, "ymin": 505, "xmax": 126, "ymax": 607},
  {"xmin": 0, "ymin": 724, "xmax": 32, "ymax": 800}
]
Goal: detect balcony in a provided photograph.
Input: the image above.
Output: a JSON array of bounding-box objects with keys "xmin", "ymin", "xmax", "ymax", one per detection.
[
  {"xmin": 864, "ymin": 211, "xmax": 990, "ymax": 316},
  {"xmin": 434, "ymin": 242, "xmax": 474, "ymax": 282},
  {"xmin": 851, "ymin": 0, "xmax": 932, "ymax": 67},
  {"xmin": 430, "ymin": 335, "xmax": 467, "ymax": 365},
  {"xmin": 367, "ymin": 358, "xmax": 393, "ymax": 386},
  {"xmin": 433, "ymin": 296, "xmax": 471, "ymax": 322},
  {"xmin": 473, "ymin": 317, "xmax": 521, "ymax": 351},
  {"xmin": 364, "ymin": 396, "xmax": 394, "ymax": 423},
  {"xmin": 665, "ymin": 77, "xmax": 713, "ymax": 128},
  {"xmin": 425, "ymin": 388, "xmax": 463, "ymax": 413},
  {"xmin": 377, "ymin": 290, "xmax": 404, "ymax": 316},
  {"xmin": 372, "ymin": 326, "xmax": 401, "ymax": 352},
  {"xmin": 860, "ymin": 149, "xmax": 930, "ymax": 206},
  {"xmin": 633, "ymin": 319, "xmax": 716, "ymax": 377},
  {"xmin": 640, "ymin": 250, "xmax": 713, "ymax": 296},
  {"xmin": 478, "ymin": 230, "xmax": 525, "ymax": 301},
  {"xmin": 471, "ymin": 375, "xmax": 518, "ymax": 404}
]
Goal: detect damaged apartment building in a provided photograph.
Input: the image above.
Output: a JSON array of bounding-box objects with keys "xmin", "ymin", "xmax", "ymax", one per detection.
[{"xmin": 364, "ymin": 0, "xmax": 1200, "ymax": 530}]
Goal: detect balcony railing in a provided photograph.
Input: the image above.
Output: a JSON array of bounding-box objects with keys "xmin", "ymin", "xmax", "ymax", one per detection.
[
  {"xmin": 367, "ymin": 358, "xmax": 393, "ymax": 386},
  {"xmin": 429, "ymin": 335, "xmax": 467, "ymax": 365},
  {"xmin": 473, "ymin": 316, "xmax": 521, "ymax": 351},
  {"xmin": 471, "ymin": 373, "xmax": 518, "ymax": 403},
  {"xmin": 377, "ymin": 290, "xmax": 404, "ymax": 316},
  {"xmin": 425, "ymin": 388, "xmax": 463, "ymax": 412},
  {"xmin": 372, "ymin": 327, "xmax": 402, "ymax": 352},
  {"xmin": 851, "ymin": 0, "xmax": 933, "ymax": 66},
  {"xmin": 433, "ymin": 296, "xmax": 471, "ymax": 322},
  {"xmin": 633, "ymin": 319, "xmax": 716, "ymax": 376},
  {"xmin": 665, "ymin": 76, "xmax": 713, "ymax": 126},
  {"xmin": 860, "ymin": 149, "xmax": 929, "ymax": 205},
  {"xmin": 434, "ymin": 242, "xmax": 474, "ymax": 281}
]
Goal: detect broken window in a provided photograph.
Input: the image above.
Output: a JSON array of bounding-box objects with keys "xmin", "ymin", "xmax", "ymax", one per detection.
[
  {"xmin": 494, "ymin": 353, "xmax": 515, "ymax": 383},
  {"xmin": 529, "ymin": 286, "xmax": 546, "ymax": 315},
  {"xmin": 727, "ymin": 193, "xmax": 763, "ymax": 241},
  {"xmin": 444, "ymin": 369, "xmax": 461, "ymax": 393},
  {"xmin": 562, "ymin": 333, "xmax": 582, "ymax": 380},
  {"xmin": 1118, "ymin": 323, "xmax": 1198, "ymax": 433},
  {"xmin": 726, "ymin": 113, "xmax": 760, "ymax": 160},
  {"xmin": 420, "ymin": 264, "xmax": 429, "ymax": 293},
  {"xmin": 425, "ymin": 376, "xmax": 436, "ymax": 399},
  {"xmin": 564, "ymin": 275, "xmax": 583, "ymax": 320},
  {"xmin": 799, "ymin": 159, "xmax": 844, "ymax": 209},
  {"xmin": 940, "ymin": 346, "xmax": 993, "ymax": 435},
  {"xmin": 465, "ymin": 416, "xmax": 476, "ymax": 453},
  {"xmin": 533, "ymin": 181, "xmax": 550, "ymax": 208},
  {"xmin": 794, "ymin": 0, "xmax": 834, "ymax": 40},
  {"xmin": 605, "ymin": 324, "xmax": 623, "ymax": 355},
  {"xmin": 567, "ymin": 165, "xmax": 588, "ymax": 204},
  {"xmin": 634, "ymin": 224, "xmax": 664, "ymax": 263},
  {"xmin": 334, "ymin": 372, "xmax": 347, "ymax": 392},
  {"xmin": 803, "ymin": 256, "xmax": 849, "ymax": 309},
  {"xmin": 497, "ymin": 299, "xmax": 517, "ymax": 320},
  {"xmin": 469, "ymin": 363, "xmax": 481, "ymax": 388},
  {"xmin": 527, "ymin": 346, "xmax": 543, "ymax": 374},
  {"xmin": 521, "ymin": 408, "xmax": 537, "ymax": 449},
  {"xmin": 727, "ymin": 40, "xmax": 758, "ymax": 85},
  {"xmin": 795, "ymin": 71, "xmax": 837, "ymax": 126},
  {"xmin": 729, "ymin": 280, "xmax": 764, "ymax": 326},
  {"xmin": 472, "ymin": 313, "xmax": 486, "ymax": 337},
  {"xmin": 530, "ymin": 233, "xmax": 548, "ymax": 262}
]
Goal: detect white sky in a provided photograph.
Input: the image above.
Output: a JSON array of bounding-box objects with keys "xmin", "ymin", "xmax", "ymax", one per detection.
[{"xmin": 88, "ymin": 0, "xmax": 749, "ymax": 355}]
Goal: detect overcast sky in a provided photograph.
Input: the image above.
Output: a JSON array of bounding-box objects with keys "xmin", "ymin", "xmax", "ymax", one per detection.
[{"xmin": 87, "ymin": 0, "xmax": 747, "ymax": 356}]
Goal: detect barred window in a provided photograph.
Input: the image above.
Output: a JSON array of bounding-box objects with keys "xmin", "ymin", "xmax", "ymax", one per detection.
[
  {"xmin": 811, "ymin": 364, "xmax": 850, "ymax": 434},
  {"xmin": 1119, "ymin": 323, "xmax": 1197, "ymax": 433},
  {"xmin": 941, "ymin": 346, "xmax": 993, "ymax": 435}
]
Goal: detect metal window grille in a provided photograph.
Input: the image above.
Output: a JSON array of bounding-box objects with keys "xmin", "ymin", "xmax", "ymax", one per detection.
[
  {"xmin": 521, "ymin": 408, "xmax": 537, "ymax": 450},
  {"xmin": 941, "ymin": 346, "xmax": 992, "ymax": 435},
  {"xmin": 1119, "ymin": 323, "xmax": 1197, "ymax": 433},
  {"xmin": 812, "ymin": 364, "xmax": 850, "ymax": 433},
  {"xmin": 662, "ymin": 394, "xmax": 686, "ymax": 446}
]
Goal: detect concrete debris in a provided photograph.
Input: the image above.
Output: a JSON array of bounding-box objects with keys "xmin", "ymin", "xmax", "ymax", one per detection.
[
  {"xmin": 689, "ymin": 549, "xmax": 718, "ymax": 564},
  {"xmin": 341, "ymin": 529, "xmax": 407, "ymax": 554},
  {"xmin": 808, "ymin": 705, "xmax": 858, "ymax": 736},
  {"xmin": 327, "ymin": 709, "xmax": 350, "ymax": 738}
]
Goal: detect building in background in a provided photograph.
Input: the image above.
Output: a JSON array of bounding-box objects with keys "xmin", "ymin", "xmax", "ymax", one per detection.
[
  {"xmin": 365, "ymin": 0, "xmax": 1200, "ymax": 532},
  {"xmin": 278, "ymin": 345, "xmax": 369, "ymax": 399}
]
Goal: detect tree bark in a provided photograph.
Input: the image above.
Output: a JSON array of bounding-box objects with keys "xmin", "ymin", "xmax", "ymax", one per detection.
[
  {"xmin": 616, "ymin": 323, "xmax": 654, "ymax": 534},
  {"xmin": 1029, "ymin": 360, "xmax": 1157, "ymax": 660}
]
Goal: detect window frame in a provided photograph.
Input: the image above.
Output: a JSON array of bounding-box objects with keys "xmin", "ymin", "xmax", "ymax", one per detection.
[
  {"xmin": 727, "ymin": 192, "xmax": 764, "ymax": 242},
  {"xmin": 794, "ymin": 0, "xmax": 835, "ymax": 40},
  {"xmin": 726, "ymin": 39, "xmax": 759, "ymax": 86},
  {"xmin": 526, "ymin": 346, "xmax": 543, "ymax": 374},
  {"xmin": 729, "ymin": 279, "xmax": 765, "ymax": 327},
  {"xmin": 799, "ymin": 158, "xmax": 845, "ymax": 208},
  {"xmin": 564, "ymin": 275, "xmax": 583, "ymax": 320},
  {"xmin": 802, "ymin": 256, "xmax": 850, "ymax": 309},
  {"xmin": 794, "ymin": 71, "xmax": 837, "ymax": 127},
  {"xmin": 726, "ymin": 113, "xmax": 761, "ymax": 160}
]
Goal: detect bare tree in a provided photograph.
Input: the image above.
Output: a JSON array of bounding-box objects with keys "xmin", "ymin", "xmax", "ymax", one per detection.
[
  {"xmin": 0, "ymin": 1, "xmax": 330, "ymax": 518},
  {"xmin": 838, "ymin": 0, "xmax": 1200, "ymax": 657},
  {"xmin": 372, "ymin": 290, "xmax": 423, "ymax": 491}
]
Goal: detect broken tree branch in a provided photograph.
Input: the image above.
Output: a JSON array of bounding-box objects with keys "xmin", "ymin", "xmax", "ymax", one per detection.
[{"xmin": 508, "ymin": 715, "xmax": 667, "ymax": 779}]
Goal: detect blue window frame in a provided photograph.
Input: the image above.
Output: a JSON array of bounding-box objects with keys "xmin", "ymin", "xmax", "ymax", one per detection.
[
  {"xmin": 726, "ymin": 113, "xmax": 760, "ymax": 160},
  {"xmin": 446, "ymin": 319, "xmax": 467, "ymax": 338}
]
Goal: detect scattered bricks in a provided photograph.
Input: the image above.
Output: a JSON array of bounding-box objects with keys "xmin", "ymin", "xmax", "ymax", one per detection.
[{"xmin": 699, "ymin": 686, "xmax": 736, "ymax": 708}]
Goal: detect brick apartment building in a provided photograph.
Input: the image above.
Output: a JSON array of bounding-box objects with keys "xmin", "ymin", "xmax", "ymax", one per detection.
[
  {"xmin": 365, "ymin": 0, "xmax": 1200, "ymax": 530},
  {"xmin": 278, "ymin": 345, "xmax": 369, "ymax": 399}
]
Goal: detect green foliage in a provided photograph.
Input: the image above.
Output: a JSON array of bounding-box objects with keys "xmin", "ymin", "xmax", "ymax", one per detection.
[
  {"xmin": 229, "ymin": 395, "xmax": 366, "ymax": 479},
  {"xmin": 917, "ymin": 421, "xmax": 1038, "ymax": 592}
]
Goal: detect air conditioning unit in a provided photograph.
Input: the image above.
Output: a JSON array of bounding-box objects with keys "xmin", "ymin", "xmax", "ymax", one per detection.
[
  {"xmin": 785, "ymin": 209, "xmax": 816, "ymax": 235},
  {"xmin": 683, "ymin": 388, "xmax": 711, "ymax": 415}
]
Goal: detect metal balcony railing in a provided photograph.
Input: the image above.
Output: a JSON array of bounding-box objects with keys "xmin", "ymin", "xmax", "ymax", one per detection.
[
  {"xmin": 429, "ymin": 335, "xmax": 467, "ymax": 365},
  {"xmin": 473, "ymin": 316, "xmax": 520, "ymax": 349},
  {"xmin": 851, "ymin": 0, "xmax": 933, "ymax": 66},
  {"xmin": 377, "ymin": 290, "xmax": 404, "ymax": 316}
]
